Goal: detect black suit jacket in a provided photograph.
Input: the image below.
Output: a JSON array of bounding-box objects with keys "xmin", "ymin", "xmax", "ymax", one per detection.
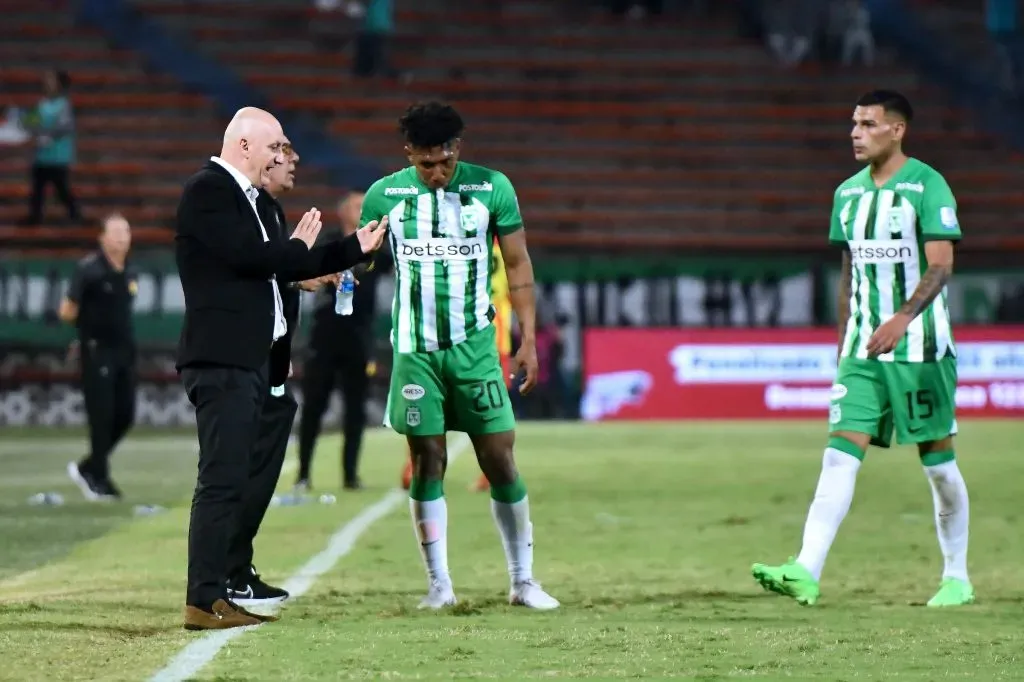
[
  {"xmin": 174, "ymin": 160, "xmax": 368, "ymax": 372},
  {"xmin": 257, "ymin": 191, "xmax": 302, "ymax": 387}
]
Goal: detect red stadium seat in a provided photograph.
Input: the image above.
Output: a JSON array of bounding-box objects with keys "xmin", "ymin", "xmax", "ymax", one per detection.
[{"xmin": 0, "ymin": 0, "xmax": 1019, "ymax": 252}]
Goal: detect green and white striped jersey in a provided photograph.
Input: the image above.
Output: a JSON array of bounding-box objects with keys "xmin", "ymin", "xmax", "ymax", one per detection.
[
  {"xmin": 360, "ymin": 162, "xmax": 524, "ymax": 354},
  {"xmin": 829, "ymin": 157, "xmax": 962, "ymax": 363}
]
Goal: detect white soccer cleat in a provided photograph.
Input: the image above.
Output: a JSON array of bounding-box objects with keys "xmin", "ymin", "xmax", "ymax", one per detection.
[
  {"xmin": 66, "ymin": 461, "xmax": 104, "ymax": 502},
  {"xmin": 418, "ymin": 579, "xmax": 458, "ymax": 610},
  {"xmin": 509, "ymin": 580, "xmax": 560, "ymax": 610}
]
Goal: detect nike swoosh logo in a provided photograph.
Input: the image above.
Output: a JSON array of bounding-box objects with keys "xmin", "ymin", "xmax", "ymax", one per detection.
[{"xmin": 229, "ymin": 585, "xmax": 254, "ymax": 599}]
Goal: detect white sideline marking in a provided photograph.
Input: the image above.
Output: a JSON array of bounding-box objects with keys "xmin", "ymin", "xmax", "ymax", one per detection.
[{"xmin": 148, "ymin": 433, "xmax": 471, "ymax": 682}]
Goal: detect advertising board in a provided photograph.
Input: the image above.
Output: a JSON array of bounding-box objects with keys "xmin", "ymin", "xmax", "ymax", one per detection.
[{"xmin": 581, "ymin": 327, "xmax": 1024, "ymax": 421}]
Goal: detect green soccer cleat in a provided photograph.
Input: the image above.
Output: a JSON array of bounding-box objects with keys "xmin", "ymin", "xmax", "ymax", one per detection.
[
  {"xmin": 926, "ymin": 578, "xmax": 975, "ymax": 607},
  {"xmin": 751, "ymin": 558, "xmax": 821, "ymax": 606}
]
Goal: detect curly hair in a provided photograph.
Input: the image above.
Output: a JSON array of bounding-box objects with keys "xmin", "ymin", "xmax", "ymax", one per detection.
[{"xmin": 398, "ymin": 101, "xmax": 465, "ymax": 148}]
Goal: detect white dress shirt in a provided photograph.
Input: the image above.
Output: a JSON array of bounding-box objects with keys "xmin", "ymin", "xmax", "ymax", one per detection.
[{"xmin": 210, "ymin": 156, "xmax": 287, "ymax": 343}]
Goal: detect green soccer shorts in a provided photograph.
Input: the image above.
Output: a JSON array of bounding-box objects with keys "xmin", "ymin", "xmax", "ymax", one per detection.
[
  {"xmin": 384, "ymin": 324, "xmax": 516, "ymax": 436},
  {"xmin": 829, "ymin": 356, "xmax": 958, "ymax": 448}
]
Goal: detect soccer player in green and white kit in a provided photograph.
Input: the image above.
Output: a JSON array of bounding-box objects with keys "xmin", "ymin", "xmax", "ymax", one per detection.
[
  {"xmin": 361, "ymin": 101, "xmax": 559, "ymax": 610},
  {"xmin": 752, "ymin": 91, "xmax": 973, "ymax": 607}
]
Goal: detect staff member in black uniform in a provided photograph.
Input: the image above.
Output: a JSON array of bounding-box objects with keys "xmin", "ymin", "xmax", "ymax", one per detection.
[
  {"xmin": 175, "ymin": 107, "xmax": 387, "ymax": 630},
  {"xmin": 60, "ymin": 213, "xmax": 137, "ymax": 501},
  {"xmin": 223, "ymin": 142, "xmax": 337, "ymax": 606},
  {"xmin": 295, "ymin": 191, "xmax": 391, "ymax": 492}
]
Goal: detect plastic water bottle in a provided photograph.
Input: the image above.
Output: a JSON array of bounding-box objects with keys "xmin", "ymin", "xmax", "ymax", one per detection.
[
  {"xmin": 271, "ymin": 493, "xmax": 310, "ymax": 507},
  {"xmin": 27, "ymin": 492, "xmax": 64, "ymax": 506},
  {"xmin": 334, "ymin": 269, "xmax": 355, "ymax": 316},
  {"xmin": 133, "ymin": 504, "xmax": 166, "ymax": 517}
]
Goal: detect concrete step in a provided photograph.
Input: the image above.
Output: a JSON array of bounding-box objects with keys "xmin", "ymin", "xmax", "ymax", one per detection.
[
  {"xmin": 152, "ymin": 12, "xmax": 737, "ymax": 43},
  {"xmin": 223, "ymin": 60, "xmax": 920, "ymax": 90},
  {"xmin": 0, "ymin": 36, "xmax": 108, "ymax": 50}
]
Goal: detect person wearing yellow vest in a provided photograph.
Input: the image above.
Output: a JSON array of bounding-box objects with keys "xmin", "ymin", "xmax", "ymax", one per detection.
[{"xmin": 401, "ymin": 238, "xmax": 513, "ymax": 492}]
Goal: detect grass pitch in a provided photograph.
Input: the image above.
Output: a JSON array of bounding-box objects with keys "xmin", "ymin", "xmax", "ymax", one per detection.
[{"xmin": 0, "ymin": 420, "xmax": 1022, "ymax": 680}]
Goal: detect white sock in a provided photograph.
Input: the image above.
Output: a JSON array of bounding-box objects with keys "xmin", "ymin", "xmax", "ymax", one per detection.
[
  {"xmin": 923, "ymin": 460, "xmax": 970, "ymax": 582},
  {"xmin": 410, "ymin": 497, "xmax": 450, "ymax": 585},
  {"xmin": 491, "ymin": 496, "xmax": 533, "ymax": 584},
  {"xmin": 795, "ymin": 447, "xmax": 862, "ymax": 581}
]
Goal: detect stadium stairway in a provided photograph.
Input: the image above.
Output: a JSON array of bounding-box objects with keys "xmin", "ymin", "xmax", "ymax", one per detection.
[
  {"xmin": 2, "ymin": 0, "xmax": 1022, "ymax": 253},
  {"xmin": 0, "ymin": 0, "xmax": 382, "ymax": 253},
  {"xmin": 0, "ymin": 0, "xmax": 210, "ymax": 251},
  {"xmin": 133, "ymin": 0, "xmax": 1024, "ymax": 252},
  {"xmin": 906, "ymin": 0, "xmax": 1009, "ymax": 80}
]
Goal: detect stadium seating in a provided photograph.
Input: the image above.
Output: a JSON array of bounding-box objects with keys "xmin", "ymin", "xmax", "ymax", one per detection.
[{"xmin": 2, "ymin": 0, "xmax": 1022, "ymax": 252}]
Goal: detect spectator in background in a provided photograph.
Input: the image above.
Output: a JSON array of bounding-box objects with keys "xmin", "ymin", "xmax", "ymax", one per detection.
[
  {"xmin": 765, "ymin": 0, "xmax": 818, "ymax": 67},
  {"xmin": 0, "ymin": 106, "xmax": 30, "ymax": 146},
  {"xmin": 19, "ymin": 69, "xmax": 82, "ymax": 226},
  {"xmin": 531, "ymin": 312, "xmax": 567, "ymax": 420},
  {"xmin": 610, "ymin": 0, "xmax": 663, "ymax": 19},
  {"xmin": 508, "ymin": 309, "xmax": 566, "ymax": 421},
  {"xmin": 841, "ymin": 0, "xmax": 874, "ymax": 66},
  {"xmin": 987, "ymin": 0, "xmax": 1021, "ymax": 92},
  {"xmin": 296, "ymin": 190, "xmax": 391, "ymax": 492},
  {"xmin": 822, "ymin": 0, "xmax": 847, "ymax": 63},
  {"xmin": 314, "ymin": 0, "xmax": 364, "ymax": 13},
  {"xmin": 353, "ymin": 0, "xmax": 396, "ymax": 79},
  {"xmin": 310, "ymin": 0, "xmax": 366, "ymax": 48},
  {"xmin": 996, "ymin": 284, "xmax": 1024, "ymax": 321}
]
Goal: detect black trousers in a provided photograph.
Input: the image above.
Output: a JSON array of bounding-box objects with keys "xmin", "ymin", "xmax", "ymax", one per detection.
[
  {"xmin": 297, "ymin": 328, "xmax": 369, "ymax": 485},
  {"xmin": 225, "ymin": 386, "xmax": 297, "ymax": 580},
  {"xmin": 181, "ymin": 363, "xmax": 268, "ymax": 608},
  {"xmin": 28, "ymin": 163, "xmax": 80, "ymax": 223},
  {"xmin": 610, "ymin": 0, "xmax": 663, "ymax": 14},
  {"xmin": 79, "ymin": 344, "xmax": 136, "ymax": 479},
  {"xmin": 352, "ymin": 31, "xmax": 393, "ymax": 78}
]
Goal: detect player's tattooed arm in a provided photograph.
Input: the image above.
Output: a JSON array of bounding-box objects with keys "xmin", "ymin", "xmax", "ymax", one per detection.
[
  {"xmin": 898, "ymin": 240, "xmax": 955, "ymax": 320},
  {"xmin": 498, "ymin": 230, "xmax": 536, "ymax": 342},
  {"xmin": 836, "ymin": 248, "xmax": 852, "ymax": 344},
  {"xmin": 867, "ymin": 241, "xmax": 954, "ymax": 356},
  {"xmin": 499, "ymin": 228, "xmax": 540, "ymax": 393}
]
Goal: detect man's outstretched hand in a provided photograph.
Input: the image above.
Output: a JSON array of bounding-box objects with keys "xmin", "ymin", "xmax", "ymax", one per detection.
[
  {"xmin": 295, "ymin": 273, "xmax": 340, "ymax": 292},
  {"xmin": 357, "ymin": 216, "xmax": 389, "ymax": 253}
]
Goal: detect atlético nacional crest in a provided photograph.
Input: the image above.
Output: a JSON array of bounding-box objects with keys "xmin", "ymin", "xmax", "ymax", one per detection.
[
  {"xmin": 887, "ymin": 208, "xmax": 904, "ymax": 237},
  {"xmin": 406, "ymin": 407, "xmax": 421, "ymax": 427},
  {"xmin": 459, "ymin": 205, "xmax": 481, "ymax": 235}
]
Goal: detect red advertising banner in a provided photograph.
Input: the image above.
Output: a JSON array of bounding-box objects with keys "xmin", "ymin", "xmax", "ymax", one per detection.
[{"xmin": 581, "ymin": 326, "xmax": 1024, "ymax": 421}]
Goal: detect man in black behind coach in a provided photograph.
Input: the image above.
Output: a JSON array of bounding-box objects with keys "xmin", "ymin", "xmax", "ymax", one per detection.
[
  {"xmin": 60, "ymin": 213, "xmax": 136, "ymax": 501},
  {"xmin": 175, "ymin": 107, "xmax": 387, "ymax": 631},
  {"xmin": 295, "ymin": 190, "xmax": 391, "ymax": 492},
  {"xmin": 223, "ymin": 141, "xmax": 336, "ymax": 607}
]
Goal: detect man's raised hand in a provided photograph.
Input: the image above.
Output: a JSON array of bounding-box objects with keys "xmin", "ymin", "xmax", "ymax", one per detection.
[{"xmin": 290, "ymin": 208, "xmax": 323, "ymax": 249}]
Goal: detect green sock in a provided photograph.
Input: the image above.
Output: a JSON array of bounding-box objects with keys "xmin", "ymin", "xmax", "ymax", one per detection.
[
  {"xmin": 490, "ymin": 476, "xmax": 527, "ymax": 504},
  {"xmin": 409, "ymin": 477, "xmax": 444, "ymax": 502},
  {"xmin": 920, "ymin": 449, "xmax": 956, "ymax": 467},
  {"xmin": 827, "ymin": 435, "xmax": 865, "ymax": 461}
]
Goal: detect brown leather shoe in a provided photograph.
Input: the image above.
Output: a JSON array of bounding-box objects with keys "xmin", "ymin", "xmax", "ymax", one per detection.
[
  {"xmin": 183, "ymin": 598, "xmax": 261, "ymax": 631},
  {"xmin": 232, "ymin": 602, "xmax": 280, "ymax": 624}
]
